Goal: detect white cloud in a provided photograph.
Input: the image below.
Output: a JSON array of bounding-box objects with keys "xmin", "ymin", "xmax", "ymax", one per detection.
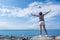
[
  {"xmin": 0, "ymin": 2, "xmax": 60, "ymax": 29},
  {"xmin": 0, "ymin": 21, "xmax": 9, "ymax": 29},
  {"xmin": 0, "ymin": 2, "xmax": 60, "ymax": 18},
  {"xmin": 0, "ymin": 21, "xmax": 31, "ymax": 29},
  {"xmin": 0, "ymin": 20, "xmax": 39, "ymax": 29}
]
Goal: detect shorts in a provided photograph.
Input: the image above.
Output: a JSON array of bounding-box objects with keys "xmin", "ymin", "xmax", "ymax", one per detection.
[{"xmin": 39, "ymin": 21, "xmax": 45, "ymax": 25}]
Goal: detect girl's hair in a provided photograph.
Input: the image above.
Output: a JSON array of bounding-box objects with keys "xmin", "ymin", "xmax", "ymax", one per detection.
[{"xmin": 39, "ymin": 12, "xmax": 42, "ymax": 15}]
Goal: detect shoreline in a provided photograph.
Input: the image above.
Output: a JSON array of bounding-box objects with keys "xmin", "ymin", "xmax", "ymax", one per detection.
[
  {"xmin": 0, "ymin": 35, "xmax": 31, "ymax": 40},
  {"xmin": 0, "ymin": 35, "xmax": 60, "ymax": 40}
]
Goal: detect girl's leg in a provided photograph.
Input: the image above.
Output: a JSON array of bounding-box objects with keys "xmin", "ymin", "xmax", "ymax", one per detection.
[
  {"xmin": 43, "ymin": 24, "xmax": 48, "ymax": 35},
  {"xmin": 40, "ymin": 23, "xmax": 42, "ymax": 35}
]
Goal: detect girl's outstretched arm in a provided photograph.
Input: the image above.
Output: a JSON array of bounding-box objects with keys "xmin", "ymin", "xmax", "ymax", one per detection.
[
  {"xmin": 44, "ymin": 10, "xmax": 51, "ymax": 15},
  {"xmin": 31, "ymin": 13, "xmax": 39, "ymax": 17}
]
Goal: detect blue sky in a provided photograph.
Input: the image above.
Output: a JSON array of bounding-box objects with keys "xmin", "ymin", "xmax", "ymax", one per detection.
[{"xmin": 0, "ymin": 0, "xmax": 60, "ymax": 29}]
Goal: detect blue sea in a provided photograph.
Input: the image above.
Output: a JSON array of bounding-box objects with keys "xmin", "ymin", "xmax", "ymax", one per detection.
[{"xmin": 0, "ymin": 29, "xmax": 60, "ymax": 37}]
